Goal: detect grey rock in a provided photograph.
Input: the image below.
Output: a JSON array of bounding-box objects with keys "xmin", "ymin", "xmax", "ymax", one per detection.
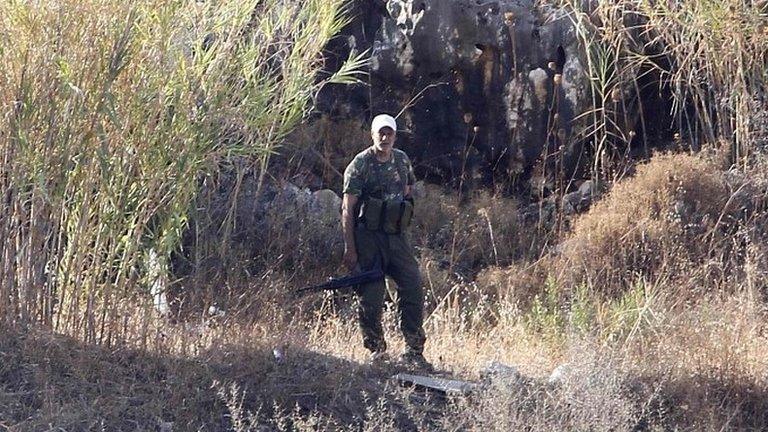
[
  {"xmin": 562, "ymin": 191, "xmax": 582, "ymax": 215},
  {"xmin": 578, "ymin": 180, "xmax": 595, "ymax": 198},
  {"xmin": 548, "ymin": 363, "xmax": 571, "ymax": 386},
  {"xmin": 480, "ymin": 361, "xmax": 524, "ymax": 392},
  {"xmin": 272, "ymin": 182, "xmax": 312, "ymax": 213},
  {"xmin": 481, "ymin": 361, "xmax": 522, "ymax": 381},
  {"xmin": 310, "ymin": 189, "xmax": 342, "ymax": 226}
]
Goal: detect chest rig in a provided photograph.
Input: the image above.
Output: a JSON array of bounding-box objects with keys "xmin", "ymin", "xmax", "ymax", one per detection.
[{"xmin": 357, "ymin": 150, "xmax": 414, "ymax": 234}]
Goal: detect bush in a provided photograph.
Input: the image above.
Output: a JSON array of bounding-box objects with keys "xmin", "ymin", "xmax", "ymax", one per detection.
[
  {"xmin": 557, "ymin": 152, "xmax": 749, "ymax": 296},
  {"xmin": 475, "ymin": 260, "xmax": 552, "ymax": 310}
]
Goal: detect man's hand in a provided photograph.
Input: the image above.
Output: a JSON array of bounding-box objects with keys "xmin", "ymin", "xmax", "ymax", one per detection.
[{"xmin": 343, "ymin": 248, "xmax": 358, "ymax": 271}]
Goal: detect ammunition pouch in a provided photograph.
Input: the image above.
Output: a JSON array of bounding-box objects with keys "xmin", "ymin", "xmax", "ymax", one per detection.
[{"xmin": 360, "ymin": 198, "xmax": 414, "ymax": 234}]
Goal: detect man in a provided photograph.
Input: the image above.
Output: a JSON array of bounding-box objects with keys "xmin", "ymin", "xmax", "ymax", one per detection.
[{"xmin": 341, "ymin": 113, "xmax": 431, "ymax": 370}]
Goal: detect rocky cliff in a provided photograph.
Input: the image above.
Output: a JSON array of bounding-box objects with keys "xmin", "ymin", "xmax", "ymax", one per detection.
[{"xmin": 310, "ymin": 0, "xmax": 672, "ymax": 196}]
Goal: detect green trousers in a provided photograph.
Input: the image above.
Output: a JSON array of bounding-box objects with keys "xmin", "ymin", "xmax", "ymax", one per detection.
[{"xmin": 355, "ymin": 226, "xmax": 426, "ymax": 354}]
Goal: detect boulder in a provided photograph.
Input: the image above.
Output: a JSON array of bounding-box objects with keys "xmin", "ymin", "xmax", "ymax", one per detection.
[
  {"xmin": 310, "ymin": 189, "xmax": 343, "ymax": 226},
  {"xmin": 481, "ymin": 361, "xmax": 523, "ymax": 385},
  {"xmin": 578, "ymin": 180, "xmax": 595, "ymax": 198}
]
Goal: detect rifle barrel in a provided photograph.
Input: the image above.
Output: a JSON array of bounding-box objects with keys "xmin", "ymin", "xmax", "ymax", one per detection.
[{"xmin": 294, "ymin": 268, "xmax": 385, "ymax": 296}]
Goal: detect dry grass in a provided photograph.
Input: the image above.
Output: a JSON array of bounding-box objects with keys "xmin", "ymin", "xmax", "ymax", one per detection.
[
  {"xmin": 6, "ymin": 151, "xmax": 768, "ymax": 430},
  {"xmin": 556, "ymin": 151, "xmax": 750, "ymax": 295},
  {"xmin": 412, "ymin": 183, "xmax": 536, "ymax": 272},
  {"xmin": 4, "ymin": 283, "xmax": 768, "ymax": 431}
]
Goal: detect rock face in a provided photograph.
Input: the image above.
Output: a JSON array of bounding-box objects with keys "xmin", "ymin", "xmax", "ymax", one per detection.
[
  {"xmin": 318, "ymin": 0, "xmax": 596, "ymax": 193},
  {"xmin": 170, "ymin": 178, "xmax": 345, "ymax": 312}
]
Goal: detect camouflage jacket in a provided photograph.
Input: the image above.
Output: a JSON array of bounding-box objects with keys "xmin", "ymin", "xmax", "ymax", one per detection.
[{"xmin": 343, "ymin": 147, "xmax": 415, "ymax": 202}]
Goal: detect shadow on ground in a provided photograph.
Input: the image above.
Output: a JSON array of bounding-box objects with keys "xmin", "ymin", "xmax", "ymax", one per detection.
[
  {"xmin": 0, "ymin": 327, "xmax": 428, "ymax": 431},
  {"xmin": 4, "ymin": 326, "xmax": 767, "ymax": 431}
]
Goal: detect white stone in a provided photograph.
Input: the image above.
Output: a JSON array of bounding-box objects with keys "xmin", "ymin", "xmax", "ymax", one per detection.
[
  {"xmin": 548, "ymin": 363, "xmax": 571, "ymax": 385},
  {"xmin": 207, "ymin": 305, "xmax": 225, "ymax": 318}
]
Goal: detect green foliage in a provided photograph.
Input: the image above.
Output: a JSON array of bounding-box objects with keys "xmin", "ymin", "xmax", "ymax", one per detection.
[
  {"xmin": 524, "ymin": 274, "xmax": 662, "ymax": 346},
  {"xmin": 602, "ymin": 277, "xmax": 661, "ymax": 344},
  {"xmin": 569, "ymin": 282, "xmax": 595, "ymax": 334},
  {"xmin": 525, "ymin": 276, "xmax": 565, "ymax": 339}
]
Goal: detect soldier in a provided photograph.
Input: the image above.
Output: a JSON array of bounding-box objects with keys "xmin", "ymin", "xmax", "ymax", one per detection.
[{"xmin": 341, "ymin": 113, "xmax": 431, "ymax": 370}]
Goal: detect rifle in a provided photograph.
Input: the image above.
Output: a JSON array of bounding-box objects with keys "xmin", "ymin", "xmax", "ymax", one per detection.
[{"xmin": 293, "ymin": 263, "xmax": 384, "ymax": 297}]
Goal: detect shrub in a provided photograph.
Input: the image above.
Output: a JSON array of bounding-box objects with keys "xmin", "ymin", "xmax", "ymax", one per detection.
[
  {"xmin": 475, "ymin": 259, "xmax": 552, "ymax": 310},
  {"xmin": 557, "ymin": 152, "xmax": 748, "ymax": 296}
]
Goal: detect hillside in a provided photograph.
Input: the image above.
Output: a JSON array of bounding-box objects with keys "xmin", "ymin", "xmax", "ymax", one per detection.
[{"xmin": 2, "ymin": 0, "xmax": 768, "ymax": 431}]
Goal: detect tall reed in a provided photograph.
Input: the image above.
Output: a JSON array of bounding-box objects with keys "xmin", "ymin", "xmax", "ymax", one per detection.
[
  {"xmin": 555, "ymin": 0, "xmax": 768, "ymax": 182},
  {"xmin": 0, "ymin": 0, "xmax": 363, "ymax": 343}
]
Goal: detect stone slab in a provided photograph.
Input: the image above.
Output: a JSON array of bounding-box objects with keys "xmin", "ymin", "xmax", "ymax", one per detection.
[{"xmin": 392, "ymin": 373, "xmax": 478, "ymax": 396}]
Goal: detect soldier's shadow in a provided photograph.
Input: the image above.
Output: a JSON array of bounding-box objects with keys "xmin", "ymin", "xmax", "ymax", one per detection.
[{"xmin": 2, "ymin": 328, "xmax": 444, "ymax": 430}]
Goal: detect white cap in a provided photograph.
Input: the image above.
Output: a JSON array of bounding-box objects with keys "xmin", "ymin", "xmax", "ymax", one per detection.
[{"xmin": 370, "ymin": 114, "xmax": 397, "ymax": 134}]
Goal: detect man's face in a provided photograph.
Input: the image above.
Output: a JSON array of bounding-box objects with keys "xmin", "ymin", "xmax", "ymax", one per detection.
[{"xmin": 371, "ymin": 126, "xmax": 396, "ymax": 153}]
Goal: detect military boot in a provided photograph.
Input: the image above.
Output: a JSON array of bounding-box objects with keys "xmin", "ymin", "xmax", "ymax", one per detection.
[{"xmin": 397, "ymin": 350, "xmax": 434, "ymax": 373}]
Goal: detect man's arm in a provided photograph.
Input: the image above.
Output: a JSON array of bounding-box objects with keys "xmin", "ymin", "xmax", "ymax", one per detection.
[
  {"xmin": 341, "ymin": 193, "xmax": 359, "ymax": 271},
  {"xmin": 404, "ymin": 152, "xmax": 416, "ymax": 198}
]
